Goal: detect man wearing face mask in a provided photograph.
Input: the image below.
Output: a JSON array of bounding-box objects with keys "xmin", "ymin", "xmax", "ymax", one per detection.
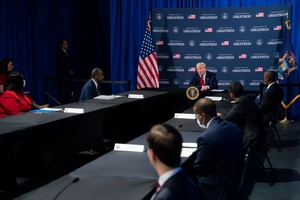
[
  {"xmin": 79, "ymin": 68, "xmax": 104, "ymax": 101},
  {"xmin": 193, "ymin": 98, "xmax": 244, "ymax": 200}
]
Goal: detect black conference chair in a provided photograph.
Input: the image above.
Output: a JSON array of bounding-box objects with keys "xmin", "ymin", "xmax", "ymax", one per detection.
[
  {"xmin": 71, "ymin": 91, "xmax": 80, "ymax": 102},
  {"xmin": 268, "ymin": 105, "xmax": 284, "ymax": 152},
  {"xmin": 239, "ymin": 148, "xmax": 251, "ymax": 191},
  {"xmin": 250, "ymin": 125, "xmax": 276, "ymax": 186}
]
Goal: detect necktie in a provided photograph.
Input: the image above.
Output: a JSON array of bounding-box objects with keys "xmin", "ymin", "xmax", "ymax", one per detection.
[
  {"xmin": 155, "ymin": 182, "xmax": 160, "ymax": 192},
  {"xmin": 200, "ymin": 75, "xmax": 205, "ymax": 86},
  {"xmin": 97, "ymin": 84, "xmax": 100, "ymax": 95}
]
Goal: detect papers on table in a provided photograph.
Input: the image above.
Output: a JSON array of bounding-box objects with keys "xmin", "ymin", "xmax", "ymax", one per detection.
[
  {"xmin": 31, "ymin": 108, "xmax": 63, "ymax": 113},
  {"xmin": 181, "ymin": 148, "xmax": 197, "ymax": 157},
  {"xmin": 210, "ymin": 89, "xmax": 224, "ymax": 92},
  {"xmin": 205, "ymin": 96, "xmax": 222, "ymax": 101},
  {"xmin": 94, "ymin": 95, "xmax": 116, "ymax": 100}
]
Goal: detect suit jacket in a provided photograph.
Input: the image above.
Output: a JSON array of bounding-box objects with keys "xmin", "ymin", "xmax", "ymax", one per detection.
[
  {"xmin": 225, "ymin": 94, "xmax": 265, "ymax": 152},
  {"xmin": 0, "ymin": 90, "xmax": 32, "ymax": 118},
  {"xmin": 189, "ymin": 71, "xmax": 218, "ymax": 90},
  {"xmin": 258, "ymin": 82, "xmax": 284, "ymax": 125},
  {"xmin": 154, "ymin": 170, "xmax": 200, "ymax": 200},
  {"xmin": 56, "ymin": 48, "xmax": 72, "ymax": 78},
  {"xmin": 194, "ymin": 117, "xmax": 243, "ymax": 200},
  {"xmin": 79, "ymin": 79, "xmax": 100, "ymax": 101}
]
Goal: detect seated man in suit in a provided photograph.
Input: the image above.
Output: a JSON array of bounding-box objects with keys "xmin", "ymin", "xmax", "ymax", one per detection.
[
  {"xmin": 147, "ymin": 124, "xmax": 200, "ymax": 200},
  {"xmin": 189, "ymin": 62, "xmax": 218, "ymax": 91},
  {"xmin": 258, "ymin": 70, "xmax": 284, "ymax": 126},
  {"xmin": 79, "ymin": 68, "xmax": 104, "ymax": 101},
  {"xmin": 218, "ymin": 81, "xmax": 265, "ymax": 152},
  {"xmin": 193, "ymin": 98, "xmax": 244, "ymax": 200}
]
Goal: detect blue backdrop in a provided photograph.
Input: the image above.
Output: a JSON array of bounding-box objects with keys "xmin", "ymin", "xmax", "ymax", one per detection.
[{"xmin": 1, "ymin": 0, "xmax": 300, "ymax": 117}]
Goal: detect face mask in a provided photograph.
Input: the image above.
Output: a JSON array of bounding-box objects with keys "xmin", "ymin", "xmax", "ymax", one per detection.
[
  {"xmin": 23, "ymin": 80, "xmax": 26, "ymax": 88},
  {"xmin": 197, "ymin": 115, "xmax": 207, "ymax": 129}
]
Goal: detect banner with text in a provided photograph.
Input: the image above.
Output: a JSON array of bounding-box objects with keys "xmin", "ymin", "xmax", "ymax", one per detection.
[{"xmin": 152, "ymin": 5, "xmax": 291, "ymax": 90}]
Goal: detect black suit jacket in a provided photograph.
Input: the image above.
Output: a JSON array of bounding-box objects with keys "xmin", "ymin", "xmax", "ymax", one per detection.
[
  {"xmin": 79, "ymin": 79, "xmax": 100, "ymax": 101},
  {"xmin": 189, "ymin": 71, "xmax": 218, "ymax": 90},
  {"xmin": 56, "ymin": 48, "xmax": 72, "ymax": 78},
  {"xmin": 258, "ymin": 82, "xmax": 284, "ymax": 125},
  {"xmin": 225, "ymin": 94, "xmax": 265, "ymax": 152},
  {"xmin": 193, "ymin": 117, "xmax": 243, "ymax": 200},
  {"xmin": 154, "ymin": 170, "xmax": 200, "ymax": 200}
]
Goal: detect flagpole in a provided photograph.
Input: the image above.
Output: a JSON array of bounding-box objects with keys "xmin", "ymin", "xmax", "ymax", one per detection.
[{"xmin": 279, "ymin": 11, "xmax": 294, "ymax": 124}]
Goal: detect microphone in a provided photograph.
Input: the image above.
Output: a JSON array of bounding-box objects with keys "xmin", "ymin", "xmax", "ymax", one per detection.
[
  {"xmin": 24, "ymin": 91, "xmax": 30, "ymax": 94},
  {"xmin": 53, "ymin": 177, "xmax": 79, "ymax": 200},
  {"xmin": 45, "ymin": 91, "xmax": 65, "ymax": 111},
  {"xmin": 113, "ymin": 81, "xmax": 128, "ymax": 97},
  {"xmin": 175, "ymin": 124, "xmax": 183, "ymax": 128}
]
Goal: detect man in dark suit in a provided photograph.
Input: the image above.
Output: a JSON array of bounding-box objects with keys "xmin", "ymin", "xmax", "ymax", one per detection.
[
  {"xmin": 193, "ymin": 98, "xmax": 244, "ymax": 200},
  {"xmin": 56, "ymin": 39, "xmax": 74, "ymax": 104},
  {"xmin": 258, "ymin": 70, "xmax": 284, "ymax": 126},
  {"xmin": 79, "ymin": 68, "xmax": 104, "ymax": 101},
  {"xmin": 218, "ymin": 81, "xmax": 265, "ymax": 152},
  {"xmin": 189, "ymin": 62, "xmax": 218, "ymax": 91},
  {"xmin": 147, "ymin": 124, "xmax": 199, "ymax": 200}
]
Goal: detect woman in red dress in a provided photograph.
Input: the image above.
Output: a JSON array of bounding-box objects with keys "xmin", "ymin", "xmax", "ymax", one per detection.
[{"xmin": 0, "ymin": 72, "xmax": 33, "ymax": 118}]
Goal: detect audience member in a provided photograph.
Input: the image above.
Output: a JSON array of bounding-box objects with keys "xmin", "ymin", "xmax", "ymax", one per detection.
[
  {"xmin": 218, "ymin": 81, "xmax": 265, "ymax": 152},
  {"xmin": 189, "ymin": 62, "xmax": 218, "ymax": 91},
  {"xmin": 56, "ymin": 39, "xmax": 74, "ymax": 104},
  {"xmin": 193, "ymin": 98, "xmax": 244, "ymax": 200},
  {"xmin": 0, "ymin": 58, "xmax": 14, "ymax": 94},
  {"xmin": 147, "ymin": 124, "xmax": 200, "ymax": 200},
  {"xmin": 79, "ymin": 68, "xmax": 104, "ymax": 101},
  {"xmin": 0, "ymin": 72, "xmax": 48, "ymax": 117},
  {"xmin": 258, "ymin": 70, "xmax": 284, "ymax": 126}
]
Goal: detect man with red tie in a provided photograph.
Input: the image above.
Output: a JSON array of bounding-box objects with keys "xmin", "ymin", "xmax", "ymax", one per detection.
[
  {"xmin": 189, "ymin": 62, "xmax": 218, "ymax": 91},
  {"xmin": 147, "ymin": 124, "xmax": 200, "ymax": 200}
]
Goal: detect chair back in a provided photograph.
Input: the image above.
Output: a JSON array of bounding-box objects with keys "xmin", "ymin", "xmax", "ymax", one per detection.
[{"xmin": 71, "ymin": 91, "xmax": 80, "ymax": 102}]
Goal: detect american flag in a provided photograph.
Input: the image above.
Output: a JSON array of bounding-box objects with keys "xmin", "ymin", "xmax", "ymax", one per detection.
[
  {"xmin": 255, "ymin": 67, "xmax": 263, "ymax": 72},
  {"xmin": 188, "ymin": 14, "xmax": 196, "ymax": 19},
  {"xmin": 156, "ymin": 41, "xmax": 164, "ymax": 45},
  {"xmin": 188, "ymin": 67, "xmax": 196, "ymax": 72},
  {"xmin": 137, "ymin": 18, "xmax": 159, "ymax": 89},
  {"xmin": 256, "ymin": 12, "xmax": 264, "ymax": 18},
  {"xmin": 173, "ymin": 54, "xmax": 180, "ymax": 58},
  {"xmin": 221, "ymin": 41, "xmax": 229, "ymax": 46},
  {"xmin": 239, "ymin": 54, "xmax": 247, "ymax": 59},
  {"xmin": 274, "ymin": 25, "xmax": 282, "ymax": 30},
  {"xmin": 205, "ymin": 28, "xmax": 213, "ymax": 32}
]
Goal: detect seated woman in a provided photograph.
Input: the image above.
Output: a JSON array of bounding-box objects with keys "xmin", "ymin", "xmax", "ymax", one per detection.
[
  {"xmin": 0, "ymin": 72, "xmax": 34, "ymax": 117},
  {"xmin": 0, "ymin": 58, "xmax": 14, "ymax": 94}
]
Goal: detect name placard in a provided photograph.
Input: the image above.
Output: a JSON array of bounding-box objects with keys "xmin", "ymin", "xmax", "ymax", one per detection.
[
  {"xmin": 114, "ymin": 143, "xmax": 145, "ymax": 152},
  {"xmin": 180, "ymin": 148, "xmax": 197, "ymax": 157},
  {"xmin": 64, "ymin": 108, "xmax": 85, "ymax": 114},
  {"xmin": 128, "ymin": 94, "xmax": 144, "ymax": 99},
  {"xmin": 182, "ymin": 143, "xmax": 197, "ymax": 148},
  {"xmin": 174, "ymin": 113, "xmax": 196, "ymax": 119},
  {"xmin": 205, "ymin": 96, "xmax": 222, "ymax": 102}
]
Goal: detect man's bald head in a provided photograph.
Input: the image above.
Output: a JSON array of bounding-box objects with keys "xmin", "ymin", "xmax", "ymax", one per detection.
[{"xmin": 194, "ymin": 98, "xmax": 217, "ymax": 117}]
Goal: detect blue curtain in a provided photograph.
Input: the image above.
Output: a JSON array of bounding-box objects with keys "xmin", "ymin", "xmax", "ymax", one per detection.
[{"xmin": 0, "ymin": 0, "xmax": 111, "ymax": 105}]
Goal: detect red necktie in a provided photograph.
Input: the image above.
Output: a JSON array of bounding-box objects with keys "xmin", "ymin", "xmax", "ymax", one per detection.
[
  {"xmin": 200, "ymin": 75, "xmax": 205, "ymax": 86},
  {"xmin": 155, "ymin": 182, "xmax": 160, "ymax": 192}
]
